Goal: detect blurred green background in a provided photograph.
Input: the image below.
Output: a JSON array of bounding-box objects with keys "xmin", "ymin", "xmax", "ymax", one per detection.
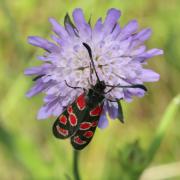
[{"xmin": 0, "ymin": 0, "xmax": 180, "ymax": 179}]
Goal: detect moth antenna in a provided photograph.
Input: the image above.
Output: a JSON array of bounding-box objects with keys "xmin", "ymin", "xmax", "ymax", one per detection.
[
  {"xmin": 83, "ymin": 42, "xmax": 100, "ymax": 82},
  {"xmin": 106, "ymin": 84, "xmax": 147, "ymax": 92}
]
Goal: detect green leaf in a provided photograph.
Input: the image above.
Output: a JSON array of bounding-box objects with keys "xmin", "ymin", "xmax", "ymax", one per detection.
[
  {"xmin": 88, "ymin": 14, "xmax": 92, "ymax": 26},
  {"xmin": 117, "ymin": 99, "xmax": 124, "ymax": 123},
  {"xmin": 64, "ymin": 13, "xmax": 76, "ymax": 29},
  {"xmin": 64, "ymin": 13, "xmax": 79, "ymax": 37}
]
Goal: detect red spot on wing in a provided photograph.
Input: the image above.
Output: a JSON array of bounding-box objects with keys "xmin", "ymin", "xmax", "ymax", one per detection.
[
  {"xmin": 92, "ymin": 121, "xmax": 98, "ymax": 127},
  {"xmin": 83, "ymin": 131, "xmax": 93, "ymax": 138},
  {"xmin": 74, "ymin": 136, "xmax": 86, "ymax": 145},
  {"xmin": 56, "ymin": 125, "xmax": 68, "ymax": 136},
  {"xmin": 69, "ymin": 113, "xmax": 77, "ymax": 126},
  {"xmin": 76, "ymin": 94, "xmax": 86, "ymax": 110},
  {"xmin": 80, "ymin": 122, "xmax": 91, "ymax": 130},
  {"xmin": 59, "ymin": 115, "xmax": 67, "ymax": 125},
  {"xmin": 90, "ymin": 105, "xmax": 103, "ymax": 116},
  {"xmin": 67, "ymin": 105, "xmax": 73, "ymax": 114}
]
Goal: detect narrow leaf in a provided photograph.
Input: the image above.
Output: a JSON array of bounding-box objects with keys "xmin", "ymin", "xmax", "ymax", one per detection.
[
  {"xmin": 64, "ymin": 13, "xmax": 76, "ymax": 29},
  {"xmin": 64, "ymin": 13, "xmax": 79, "ymax": 37},
  {"xmin": 88, "ymin": 14, "xmax": 92, "ymax": 27},
  {"xmin": 117, "ymin": 99, "xmax": 124, "ymax": 123}
]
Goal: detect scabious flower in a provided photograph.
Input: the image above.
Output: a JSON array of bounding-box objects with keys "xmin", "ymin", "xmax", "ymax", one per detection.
[{"xmin": 25, "ymin": 8, "xmax": 163, "ymax": 128}]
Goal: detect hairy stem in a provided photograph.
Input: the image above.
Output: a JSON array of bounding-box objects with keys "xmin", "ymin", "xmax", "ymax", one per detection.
[{"xmin": 73, "ymin": 150, "xmax": 81, "ymax": 180}]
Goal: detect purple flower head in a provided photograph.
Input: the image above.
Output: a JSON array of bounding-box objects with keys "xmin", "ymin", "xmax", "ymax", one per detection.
[{"xmin": 25, "ymin": 8, "xmax": 163, "ymax": 128}]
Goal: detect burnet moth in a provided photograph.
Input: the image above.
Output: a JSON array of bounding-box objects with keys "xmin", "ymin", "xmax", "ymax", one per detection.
[{"xmin": 51, "ymin": 42, "xmax": 147, "ymax": 150}]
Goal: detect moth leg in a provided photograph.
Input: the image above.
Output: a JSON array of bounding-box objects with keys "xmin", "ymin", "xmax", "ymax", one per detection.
[
  {"xmin": 104, "ymin": 86, "xmax": 116, "ymax": 94},
  {"xmin": 106, "ymin": 98, "xmax": 117, "ymax": 102},
  {"xmin": 65, "ymin": 80, "xmax": 84, "ymax": 90}
]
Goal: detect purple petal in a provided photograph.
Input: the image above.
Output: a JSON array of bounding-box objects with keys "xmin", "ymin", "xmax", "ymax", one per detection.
[
  {"xmin": 134, "ymin": 28, "xmax": 152, "ymax": 41},
  {"xmin": 92, "ymin": 18, "xmax": 103, "ymax": 40},
  {"xmin": 50, "ymin": 35, "xmax": 62, "ymax": 45},
  {"xmin": 111, "ymin": 24, "xmax": 121, "ymax": 39},
  {"xmin": 140, "ymin": 48, "xmax": 164, "ymax": 60},
  {"xmin": 130, "ymin": 45, "xmax": 146, "ymax": 56},
  {"xmin": 93, "ymin": 18, "xmax": 103, "ymax": 34},
  {"xmin": 52, "ymin": 103, "xmax": 63, "ymax": 116},
  {"xmin": 118, "ymin": 20, "xmax": 138, "ymax": 40},
  {"xmin": 103, "ymin": 8, "xmax": 121, "ymax": 34},
  {"xmin": 119, "ymin": 37, "xmax": 132, "ymax": 50},
  {"xmin": 72, "ymin": 8, "xmax": 91, "ymax": 37},
  {"xmin": 98, "ymin": 112, "xmax": 109, "ymax": 129},
  {"xmin": 141, "ymin": 69, "xmax": 160, "ymax": 82},
  {"xmin": 44, "ymin": 94, "xmax": 57, "ymax": 103},
  {"xmin": 26, "ymin": 79, "xmax": 56, "ymax": 98},
  {"xmin": 37, "ymin": 56, "xmax": 48, "ymax": 61},
  {"xmin": 125, "ymin": 88, "xmax": 145, "ymax": 98},
  {"xmin": 123, "ymin": 87, "xmax": 146, "ymax": 102},
  {"xmin": 49, "ymin": 18, "xmax": 68, "ymax": 38},
  {"xmin": 37, "ymin": 99, "xmax": 60, "ymax": 119},
  {"xmin": 24, "ymin": 63, "xmax": 53, "ymax": 76},
  {"xmin": 134, "ymin": 89, "xmax": 146, "ymax": 97},
  {"xmin": 130, "ymin": 29, "xmax": 152, "ymax": 48},
  {"xmin": 26, "ymin": 83, "xmax": 46, "ymax": 97},
  {"xmin": 37, "ymin": 106, "xmax": 51, "ymax": 119},
  {"xmin": 28, "ymin": 36, "xmax": 58, "ymax": 52},
  {"xmin": 123, "ymin": 90, "xmax": 133, "ymax": 102},
  {"xmin": 65, "ymin": 23, "xmax": 77, "ymax": 37},
  {"xmin": 24, "ymin": 67, "xmax": 42, "ymax": 75},
  {"xmin": 107, "ymin": 102, "xmax": 119, "ymax": 119},
  {"xmin": 146, "ymin": 48, "xmax": 164, "ymax": 57}
]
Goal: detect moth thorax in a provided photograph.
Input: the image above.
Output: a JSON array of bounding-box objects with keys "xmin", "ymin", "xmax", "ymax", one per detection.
[{"xmin": 94, "ymin": 81, "xmax": 106, "ymax": 93}]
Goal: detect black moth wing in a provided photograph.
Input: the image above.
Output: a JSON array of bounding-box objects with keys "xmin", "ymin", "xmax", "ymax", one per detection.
[
  {"xmin": 71, "ymin": 102, "xmax": 104, "ymax": 150},
  {"xmin": 52, "ymin": 93, "xmax": 88, "ymax": 139}
]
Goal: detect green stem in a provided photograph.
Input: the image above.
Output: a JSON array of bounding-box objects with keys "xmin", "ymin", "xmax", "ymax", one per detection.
[
  {"xmin": 73, "ymin": 150, "xmax": 81, "ymax": 180},
  {"xmin": 146, "ymin": 94, "xmax": 180, "ymax": 165}
]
